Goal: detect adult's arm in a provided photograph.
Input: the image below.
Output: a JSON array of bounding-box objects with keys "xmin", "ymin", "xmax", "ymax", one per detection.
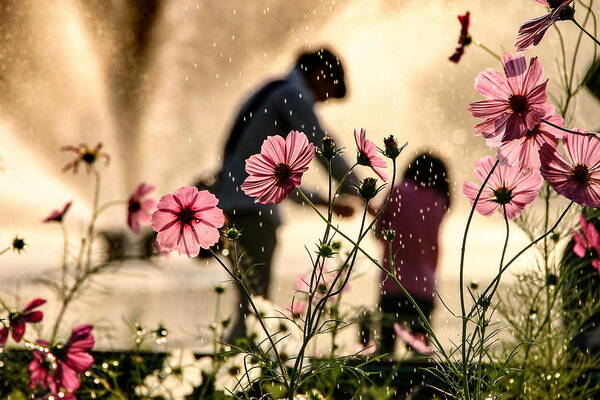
[{"xmin": 279, "ymin": 87, "xmax": 359, "ymax": 198}]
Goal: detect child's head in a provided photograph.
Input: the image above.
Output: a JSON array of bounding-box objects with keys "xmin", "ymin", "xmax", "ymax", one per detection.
[{"xmin": 403, "ymin": 153, "xmax": 451, "ymax": 207}]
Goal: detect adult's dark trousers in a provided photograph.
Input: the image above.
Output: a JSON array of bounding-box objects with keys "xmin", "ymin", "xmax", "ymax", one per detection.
[
  {"xmin": 379, "ymin": 295, "xmax": 434, "ymax": 355},
  {"xmin": 360, "ymin": 295, "xmax": 434, "ymax": 355},
  {"xmin": 225, "ymin": 211, "xmax": 278, "ymax": 341}
]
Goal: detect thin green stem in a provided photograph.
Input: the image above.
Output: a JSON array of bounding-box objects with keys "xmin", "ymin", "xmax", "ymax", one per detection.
[
  {"xmin": 293, "ymin": 178, "xmax": 454, "ymax": 367},
  {"xmin": 209, "ymin": 249, "xmax": 290, "ymax": 391},
  {"xmin": 540, "ymin": 118, "xmax": 600, "ymax": 137},
  {"xmin": 572, "ymin": 18, "xmax": 600, "ymax": 47},
  {"xmin": 51, "ymin": 168, "xmax": 102, "ymax": 343},
  {"xmin": 470, "ymin": 202, "xmax": 574, "ymax": 318},
  {"xmin": 542, "ymin": 183, "xmax": 554, "ymax": 368},
  {"xmin": 459, "ymin": 159, "xmax": 499, "ymax": 398},
  {"xmin": 474, "ymin": 205, "xmax": 510, "ymax": 397},
  {"xmin": 85, "ymin": 168, "xmax": 102, "ymax": 272},
  {"xmin": 474, "ymin": 41, "xmax": 501, "ymax": 61},
  {"xmin": 61, "ymin": 222, "xmax": 69, "ymax": 293},
  {"xmin": 213, "ymin": 292, "xmax": 222, "ymax": 354}
]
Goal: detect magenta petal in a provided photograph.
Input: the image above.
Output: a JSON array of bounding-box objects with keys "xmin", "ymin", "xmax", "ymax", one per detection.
[
  {"xmin": 23, "ymin": 298, "xmax": 46, "ymax": 312},
  {"xmin": 241, "ymin": 131, "xmax": 313, "ymax": 205},
  {"xmin": 474, "ymin": 69, "xmax": 510, "ymax": 100},
  {"xmin": 57, "ymin": 363, "xmax": 81, "ymax": 393},
  {"xmin": 0, "ymin": 327, "xmax": 8, "ymax": 346},
  {"xmin": 199, "ymin": 207, "xmax": 225, "ymax": 229},
  {"xmin": 173, "ymin": 186, "xmax": 199, "ymax": 208},
  {"xmin": 132, "ymin": 182, "xmax": 155, "ymax": 199},
  {"xmin": 393, "ymin": 323, "xmax": 433, "ymax": 356},
  {"xmin": 11, "ymin": 322, "xmax": 26, "ymax": 342},
  {"xmin": 178, "ymin": 225, "xmax": 201, "ymax": 257},
  {"xmin": 65, "ymin": 350, "xmax": 95, "ymax": 373},
  {"xmin": 23, "ymin": 310, "xmax": 44, "ymax": 324}
]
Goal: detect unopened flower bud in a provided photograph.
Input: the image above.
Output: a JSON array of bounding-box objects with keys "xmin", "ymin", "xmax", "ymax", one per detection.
[
  {"xmin": 557, "ymin": 5, "xmax": 574, "ymax": 21},
  {"xmin": 331, "ymin": 241, "xmax": 341, "ymax": 250},
  {"xmin": 317, "ymin": 243, "xmax": 336, "ymax": 258},
  {"xmin": 357, "ymin": 178, "xmax": 379, "ymax": 200},
  {"xmin": 224, "ymin": 226, "xmax": 242, "ymax": 240},
  {"xmin": 477, "ymin": 294, "xmax": 491, "ymax": 308},
  {"xmin": 11, "ymin": 237, "xmax": 26, "ymax": 253},
  {"xmin": 469, "ymin": 280, "xmax": 479, "ymax": 290},
  {"xmin": 383, "ymin": 229, "xmax": 396, "ymax": 241},
  {"xmin": 214, "ymin": 285, "xmax": 226, "ymax": 294},
  {"xmin": 383, "ymin": 135, "xmax": 402, "ymax": 159},
  {"xmin": 318, "ymin": 136, "xmax": 338, "ymax": 160}
]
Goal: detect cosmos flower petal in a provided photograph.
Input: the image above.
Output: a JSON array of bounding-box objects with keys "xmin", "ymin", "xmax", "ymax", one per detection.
[
  {"xmin": 242, "ymin": 131, "xmax": 313, "ymax": 204},
  {"xmin": 151, "ymin": 186, "xmax": 224, "ymax": 257},
  {"xmin": 354, "ymin": 128, "xmax": 388, "ymax": 181},
  {"xmin": 463, "ymin": 155, "xmax": 542, "ymax": 219},
  {"xmin": 541, "ymin": 135, "xmax": 600, "ymax": 207},
  {"xmin": 469, "ymin": 53, "xmax": 548, "ymax": 143},
  {"xmin": 474, "ymin": 69, "xmax": 511, "ymax": 100}
]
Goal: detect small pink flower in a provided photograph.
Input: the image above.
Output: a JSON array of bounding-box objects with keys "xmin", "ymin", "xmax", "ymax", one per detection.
[
  {"xmin": 61, "ymin": 143, "xmax": 110, "ymax": 174},
  {"xmin": 463, "ymin": 155, "xmax": 543, "ymax": 219},
  {"xmin": 351, "ymin": 340, "xmax": 377, "ymax": 356},
  {"xmin": 286, "ymin": 300, "xmax": 306, "ymax": 319},
  {"xmin": 294, "ymin": 263, "xmax": 348, "ymax": 303},
  {"xmin": 540, "ymin": 133, "xmax": 600, "ymax": 207},
  {"xmin": 0, "ymin": 298, "xmax": 46, "ymax": 346},
  {"xmin": 43, "ymin": 202, "xmax": 72, "ymax": 223},
  {"xmin": 354, "ymin": 128, "xmax": 388, "ymax": 181},
  {"xmin": 127, "ymin": 183, "xmax": 157, "ymax": 234},
  {"xmin": 29, "ymin": 340, "xmax": 54, "ymax": 392},
  {"xmin": 29, "ymin": 325, "xmax": 95, "ymax": 394},
  {"xmin": 516, "ymin": 1, "xmax": 574, "ymax": 51},
  {"xmin": 573, "ymin": 214, "xmax": 600, "ymax": 272},
  {"xmin": 241, "ymin": 130, "xmax": 315, "ymax": 204},
  {"xmin": 393, "ymin": 323, "xmax": 434, "ymax": 356},
  {"xmin": 468, "ymin": 53, "xmax": 548, "ymax": 143},
  {"xmin": 495, "ymin": 105, "xmax": 564, "ymax": 170},
  {"xmin": 449, "ymin": 11, "xmax": 471, "ymax": 63},
  {"xmin": 151, "ymin": 186, "xmax": 225, "ymax": 257}
]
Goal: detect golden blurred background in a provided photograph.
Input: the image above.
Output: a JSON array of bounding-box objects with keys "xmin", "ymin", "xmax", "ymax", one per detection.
[{"xmin": 0, "ymin": 0, "xmax": 598, "ymax": 349}]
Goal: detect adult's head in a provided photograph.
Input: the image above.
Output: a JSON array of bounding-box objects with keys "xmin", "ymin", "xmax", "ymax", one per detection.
[
  {"xmin": 296, "ymin": 47, "xmax": 347, "ymax": 101},
  {"xmin": 403, "ymin": 152, "xmax": 452, "ymax": 208}
]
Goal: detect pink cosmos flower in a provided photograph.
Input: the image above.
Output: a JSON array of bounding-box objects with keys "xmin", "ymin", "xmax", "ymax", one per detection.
[
  {"xmin": 127, "ymin": 183, "xmax": 157, "ymax": 234},
  {"xmin": 495, "ymin": 105, "xmax": 564, "ymax": 170},
  {"xmin": 393, "ymin": 323, "xmax": 434, "ymax": 356},
  {"xmin": 351, "ymin": 340, "xmax": 377, "ymax": 356},
  {"xmin": 43, "ymin": 202, "xmax": 72, "ymax": 223},
  {"xmin": 573, "ymin": 214, "xmax": 600, "ymax": 272},
  {"xmin": 468, "ymin": 53, "xmax": 548, "ymax": 142},
  {"xmin": 354, "ymin": 128, "xmax": 388, "ymax": 181},
  {"xmin": 241, "ymin": 130, "xmax": 314, "ymax": 204},
  {"xmin": 540, "ymin": 133, "xmax": 600, "ymax": 207},
  {"xmin": 151, "ymin": 186, "xmax": 225, "ymax": 257},
  {"xmin": 29, "ymin": 324, "xmax": 95, "ymax": 394},
  {"xmin": 463, "ymin": 155, "xmax": 543, "ymax": 219},
  {"xmin": 449, "ymin": 11, "xmax": 471, "ymax": 63},
  {"xmin": 286, "ymin": 300, "xmax": 306, "ymax": 319},
  {"xmin": 294, "ymin": 263, "xmax": 349, "ymax": 303},
  {"xmin": 516, "ymin": 1, "xmax": 574, "ymax": 51},
  {"xmin": 0, "ymin": 298, "xmax": 46, "ymax": 346}
]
